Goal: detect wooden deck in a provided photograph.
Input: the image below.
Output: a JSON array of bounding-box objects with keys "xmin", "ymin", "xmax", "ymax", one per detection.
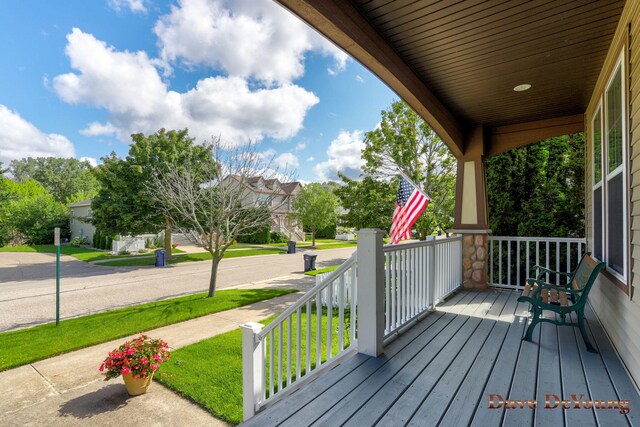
[{"xmin": 242, "ymin": 289, "xmax": 640, "ymax": 427}]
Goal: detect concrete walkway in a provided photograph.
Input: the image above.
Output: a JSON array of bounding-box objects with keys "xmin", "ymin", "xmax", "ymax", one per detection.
[{"xmin": 0, "ymin": 274, "xmax": 314, "ymax": 426}]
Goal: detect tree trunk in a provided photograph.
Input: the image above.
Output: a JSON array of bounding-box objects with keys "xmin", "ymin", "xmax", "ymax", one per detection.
[
  {"xmin": 208, "ymin": 255, "xmax": 220, "ymax": 298},
  {"xmin": 312, "ymin": 231, "xmax": 316, "ymax": 248},
  {"xmin": 164, "ymin": 216, "xmax": 172, "ymax": 258}
]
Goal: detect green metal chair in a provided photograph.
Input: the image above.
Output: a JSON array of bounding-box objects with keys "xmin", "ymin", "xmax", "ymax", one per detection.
[{"xmin": 517, "ymin": 253, "xmax": 605, "ymax": 353}]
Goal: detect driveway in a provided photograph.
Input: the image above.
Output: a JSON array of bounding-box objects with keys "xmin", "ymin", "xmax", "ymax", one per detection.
[{"xmin": 0, "ymin": 247, "xmax": 355, "ymax": 332}]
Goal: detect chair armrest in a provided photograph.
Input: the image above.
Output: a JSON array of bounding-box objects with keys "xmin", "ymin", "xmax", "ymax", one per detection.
[{"xmin": 533, "ymin": 265, "xmax": 571, "ymax": 280}]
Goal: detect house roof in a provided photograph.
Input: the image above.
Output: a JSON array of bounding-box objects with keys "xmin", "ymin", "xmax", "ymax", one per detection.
[
  {"xmin": 275, "ymin": 0, "xmax": 625, "ymax": 156},
  {"xmin": 68, "ymin": 199, "xmax": 92, "ymax": 208},
  {"xmin": 227, "ymin": 175, "xmax": 302, "ymax": 195}
]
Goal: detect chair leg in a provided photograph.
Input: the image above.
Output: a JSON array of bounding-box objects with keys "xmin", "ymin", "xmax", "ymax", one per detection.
[
  {"xmin": 577, "ymin": 311, "xmax": 598, "ymax": 353},
  {"xmin": 523, "ymin": 307, "xmax": 540, "ymax": 342}
]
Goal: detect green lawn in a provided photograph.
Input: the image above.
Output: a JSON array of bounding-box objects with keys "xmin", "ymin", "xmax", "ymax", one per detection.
[
  {"xmin": 0, "ymin": 288, "xmax": 296, "ymax": 372},
  {"xmin": 96, "ymin": 248, "xmax": 287, "ymax": 267},
  {"xmin": 304, "ymin": 265, "xmax": 339, "ymax": 276},
  {"xmin": 0, "ymin": 244, "xmax": 184, "ymax": 262},
  {"xmin": 157, "ymin": 308, "xmax": 350, "ymax": 425}
]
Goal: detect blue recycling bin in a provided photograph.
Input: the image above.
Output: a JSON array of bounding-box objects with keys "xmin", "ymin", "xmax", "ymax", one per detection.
[
  {"xmin": 303, "ymin": 253, "xmax": 317, "ymax": 272},
  {"xmin": 155, "ymin": 249, "xmax": 166, "ymax": 267}
]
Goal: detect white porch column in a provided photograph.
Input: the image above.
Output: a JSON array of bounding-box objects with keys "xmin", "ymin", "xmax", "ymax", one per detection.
[
  {"xmin": 241, "ymin": 322, "xmax": 265, "ymax": 421},
  {"xmin": 356, "ymin": 229, "xmax": 385, "ymax": 357}
]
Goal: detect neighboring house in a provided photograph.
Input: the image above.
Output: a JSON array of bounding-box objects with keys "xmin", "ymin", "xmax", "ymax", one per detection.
[
  {"xmin": 68, "ymin": 199, "xmax": 96, "ymax": 244},
  {"xmin": 240, "ymin": 1, "xmax": 640, "ymax": 424},
  {"xmin": 227, "ymin": 175, "xmax": 305, "ymax": 241}
]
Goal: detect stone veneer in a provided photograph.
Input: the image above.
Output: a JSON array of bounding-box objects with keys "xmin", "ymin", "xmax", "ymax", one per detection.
[{"xmin": 462, "ymin": 233, "xmax": 488, "ymax": 290}]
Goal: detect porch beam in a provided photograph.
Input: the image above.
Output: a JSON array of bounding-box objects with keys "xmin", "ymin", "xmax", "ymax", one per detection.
[
  {"xmin": 487, "ymin": 114, "xmax": 584, "ymax": 157},
  {"xmin": 275, "ymin": 0, "xmax": 465, "ymax": 157}
]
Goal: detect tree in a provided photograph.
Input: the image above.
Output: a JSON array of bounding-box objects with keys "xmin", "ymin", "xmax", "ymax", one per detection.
[
  {"xmin": 148, "ymin": 139, "xmax": 289, "ymax": 297},
  {"xmin": 0, "ymin": 178, "xmax": 68, "ymax": 245},
  {"xmin": 334, "ymin": 173, "xmax": 396, "ymax": 231},
  {"xmin": 486, "ymin": 133, "xmax": 585, "ymax": 237},
  {"xmin": 92, "ymin": 129, "xmax": 209, "ymax": 257},
  {"xmin": 9, "ymin": 157, "xmax": 100, "ymax": 203},
  {"xmin": 293, "ymin": 183, "xmax": 339, "ymax": 248}
]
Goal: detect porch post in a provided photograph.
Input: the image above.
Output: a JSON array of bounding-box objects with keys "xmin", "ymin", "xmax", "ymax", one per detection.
[
  {"xmin": 451, "ymin": 126, "xmax": 491, "ymax": 290},
  {"xmin": 356, "ymin": 228, "xmax": 385, "ymax": 357},
  {"xmin": 241, "ymin": 322, "xmax": 265, "ymax": 421}
]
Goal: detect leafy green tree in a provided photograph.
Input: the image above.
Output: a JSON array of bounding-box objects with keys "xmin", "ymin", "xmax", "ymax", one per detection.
[
  {"xmin": 336, "ymin": 100, "xmax": 456, "ymax": 238},
  {"xmin": 9, "ymin": 157, "xmax": 100, "ymax": 203},
  {"xmin": 0, "ymin": 178, "xmax": 68, "ymax": 245},
  {"xmin": 486, "ymin": 133, "xmax": 584, "ymax": 237},
  {"xmin": 92, "ymin": 129, "xmax": 209, "ymax": 257},
  {"xmin": 293, "ymin": 183, "xmax": 339, "ymax": 247},
  {"xmin": 334, "ymin": 173, "xmax": 396, "ymax": 231}
]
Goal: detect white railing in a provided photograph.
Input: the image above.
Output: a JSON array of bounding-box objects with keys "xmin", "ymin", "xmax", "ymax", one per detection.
[
  {"xmin": 241, "ymin": 252, "xmax": 357, "ymax": 418},
  {"xmin": 488, "ymin": 236, "xmax": 586, "ymax": 289},
  {"xmin": 383, "ymin": 236, "xmax": 462, "ymax": 339}
]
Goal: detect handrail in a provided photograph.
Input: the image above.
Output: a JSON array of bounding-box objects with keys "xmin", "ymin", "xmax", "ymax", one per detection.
[{"xmin": 258, "ymin": 251, "xmax": 357, "ymax": 338}]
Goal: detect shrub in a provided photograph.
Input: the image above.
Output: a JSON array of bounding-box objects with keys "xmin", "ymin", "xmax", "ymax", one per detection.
[
  {"xmin": 93, "ymin": 230, "xmax": 102, "ymax": 248},
  {"xmin": 118, "ymin": 250, "xmax": 130, "ymax": 256},
  {"xmin": 106, "ymin": 236, "xmax": 113, "ymax": 251},
  {"xmin": 6, "ymin": 194, "xmax": 69, "ymax": 245},
  {"xmin": 270, "ymin": 231, "xmax": 288, "ymax": 243},
  {"xmin": 138, "ymin": 249, "xmax": 147, "ymax": 254},
  {"xmin": 70, "ymin": 236, "xmax": 89, "ymax": 247}
]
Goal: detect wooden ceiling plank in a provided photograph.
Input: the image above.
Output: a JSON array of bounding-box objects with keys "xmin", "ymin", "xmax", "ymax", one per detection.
[
  {"xmin": 399, "ymin": 4, "xmax": 621, "ymax": 63},
  {"xmin": 371, "ymin": 0, "xmax": 488, "ymax": 29}
]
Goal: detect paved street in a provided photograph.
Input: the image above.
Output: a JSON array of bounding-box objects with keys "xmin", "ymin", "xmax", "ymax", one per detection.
[{"xmin": 0, "ymin": 247, "xmax": 355, "ymax": 332}]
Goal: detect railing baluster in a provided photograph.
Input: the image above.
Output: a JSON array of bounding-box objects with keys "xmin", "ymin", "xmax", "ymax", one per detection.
[
  {"xmin": 516, "ymin": 240, "xmax": 521, "ymax": 287},
  {"xmin": 306, "ymin": 300, "xmax": 311, "ymax": 374},
  {"xmin": 287, "ymin": 316, "xmax": 292, "ymax": 387},
  {"xmin": 498, "ymin": 240, "xmax": 503, "ymax": 285},
  {"xmin": 566, "ymin": 242, "xmax": 571, "ymax": 284},
  {"xmin": 507, "ymin": 240, "xmax": 511, "ymax": 286},
  {"xmin": 350, "ymin": 266, "xmax": 357, "ymax": 343},
  {"xmin": 315, "ymin": 293, "xmax": 321, "ymax": 368},
  {"xmin": 296, "ymin": 307, "xmax": 301, "ymax": 381},
  {"xmin": 385, "ymin": 252, "xmax": 390, "ymax": 333},
  {"xmin": 556, "ymin": 241, "xmax": 560, "ymax": 285},
  {"xmin": 536, "ymin": 241, "xmax": 540, "ymax": 277},
  {"xmin": 391, "ymin": 251, "xmax": 396, "ymax": 329},
  {"xmin": 545, "ymin": 241, "xmax": 550, "ymax": 282},
  {"xmin": 269, "ymin": 330, "xmax": 274, "ymax": 397},
  {"xmin": 277, "ymin": 323, "xmax": 283, "ymax": 392},
  {"xmin": 338, "ymin": 275, "xmax": 345, "ymax": 352},
  {"xmin": 327, "ymin": 282, "xmax": 333, "ymax": 361}
]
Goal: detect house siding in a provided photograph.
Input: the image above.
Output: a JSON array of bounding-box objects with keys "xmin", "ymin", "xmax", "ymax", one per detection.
[
  {"xmin": 69, "ymin": 205, "xmax": 96, "ymax": 244},
  {"xmin": 585, "ymin": 0, "xmax": 640, "ymax": 388}
]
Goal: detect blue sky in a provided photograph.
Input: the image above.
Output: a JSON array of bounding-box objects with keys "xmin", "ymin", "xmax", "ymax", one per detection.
[{"xmin": 0, "ymin": 0, "xmax": 398, "ymax": 182}]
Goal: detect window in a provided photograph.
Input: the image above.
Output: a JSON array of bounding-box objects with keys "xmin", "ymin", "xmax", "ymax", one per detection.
[{"xmin": 592, "ymin": 51, "xmax": 627, "ymax": 283}]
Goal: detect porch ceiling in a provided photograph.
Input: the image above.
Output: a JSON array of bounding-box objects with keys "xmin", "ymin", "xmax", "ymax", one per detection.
[{"xmin": 276, "ymin": 0, "xmax": 625, "ymax": 156}]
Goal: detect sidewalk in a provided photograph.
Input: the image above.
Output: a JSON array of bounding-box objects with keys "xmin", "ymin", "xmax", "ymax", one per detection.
[{"xmin": 0, "ymin": 274, "xmax": 315, "ymax": 426}]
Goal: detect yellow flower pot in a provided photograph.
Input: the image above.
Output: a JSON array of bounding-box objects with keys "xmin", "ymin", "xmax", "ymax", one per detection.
[{"xmin": 122, "ymin": 373, "xmax": 154, "ymax": 396}]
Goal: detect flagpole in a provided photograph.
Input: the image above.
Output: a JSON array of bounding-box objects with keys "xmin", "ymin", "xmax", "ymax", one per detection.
[{"xmin": 396, "ymin": 169, "xmax": 431, "ymax": 200}]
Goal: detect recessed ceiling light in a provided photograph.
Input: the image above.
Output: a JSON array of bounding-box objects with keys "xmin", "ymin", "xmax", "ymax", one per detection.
[{"xmin": 513, "ymin": 84, "xmax": 532, "ymax": 92}]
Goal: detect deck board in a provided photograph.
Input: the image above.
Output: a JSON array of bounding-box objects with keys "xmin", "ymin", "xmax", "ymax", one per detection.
[{"xmin": 243, "ymin": 290, "xmax": 640, "ymax": 427}]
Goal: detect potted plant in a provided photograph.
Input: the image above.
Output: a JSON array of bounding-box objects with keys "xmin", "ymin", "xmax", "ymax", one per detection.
[{"xmin": 99, "ymin": 335, "xmax": 171, "ymax": 396}]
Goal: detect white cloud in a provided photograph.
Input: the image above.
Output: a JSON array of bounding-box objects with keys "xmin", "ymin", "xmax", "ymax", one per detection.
[
  {"xmin": 274, "ymin": 152, "xmax": 299, "ymax": 169},
  {"xmin": 306, "ymin": 156, "xmax": 315, "ymax": 162},
  {"xmin": 295, "ymin": 142, "xmax": 306, "ymax": 151},
  {"xmin": 154, "ymin": 0, "xmax": 348, "ymax": 84},
  {"xmin": 355, "ymin": 75, "xmax": 364, "ymax": 83},
  {"xmin": 108, "ymin": 0, "xmax": 147, "ymax": 13},
  {"xmin": 80, "ymin": 121, "xmax": 117, "ymax": 136},
  {"xmin": 53, "ymin": 29, "xmax": 319, "ymax": 144},
  {"xmin": 80, "ymin": 156, "xmax": 98, "ymax": 167},
  {"xmin": 314, "ymin": 130, "xmax": 365, "ymax": 181},
  {"xmin": 0, "ymin": 105, "xmax": 75, "ymax": 165}
]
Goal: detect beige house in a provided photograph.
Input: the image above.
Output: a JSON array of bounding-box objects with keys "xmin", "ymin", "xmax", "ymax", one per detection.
[
  {"xmin": 231, "ymin": 176, "xmax": 304, "ymax": 241},
  {"xmin": 68, "ymin": 199, "xmax": 96, "ymax": 244}
]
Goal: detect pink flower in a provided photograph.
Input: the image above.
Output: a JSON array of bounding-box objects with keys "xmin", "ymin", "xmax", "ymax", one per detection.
[
  {"xmin": 121, "ymin": 366, "xmax": 131, "ymax": 375},
  {"xmin": 99, "ymin": 363, "xmax": 105, "ymax": 372},
  {"xmin": 151, "ymin": 364, "xmax": 159, "ymax": 372}
]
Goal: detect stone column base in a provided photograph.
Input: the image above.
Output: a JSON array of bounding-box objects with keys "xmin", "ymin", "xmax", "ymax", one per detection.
[{"xmin": 461, "ymin": 233, "xmax": 489, "ymax": 290}]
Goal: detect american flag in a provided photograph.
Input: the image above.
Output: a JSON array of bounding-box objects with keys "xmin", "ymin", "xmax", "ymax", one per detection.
[{"xmin": 389, "ymin": 176, "xmax": 429, "ymax": 244}]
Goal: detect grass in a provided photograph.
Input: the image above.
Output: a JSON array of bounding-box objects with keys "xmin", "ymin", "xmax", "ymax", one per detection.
[
  {"xmin": 304, "ymin": 265, "xmax": 339, "ymax": 276},
  {"xmin": 96, "ymin": 248, "xmax": 287, "ymax": 267},
  {"xmin": 0, "ymin": 288, "xmax": 296, "ymax": 372},
  {"xmin": 0, "ymin": 244, "xmax": 184, "ymax": 262},
  {"xmin": 157, "ymin": 307, "xmax": 350, "ymax": 425}
]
